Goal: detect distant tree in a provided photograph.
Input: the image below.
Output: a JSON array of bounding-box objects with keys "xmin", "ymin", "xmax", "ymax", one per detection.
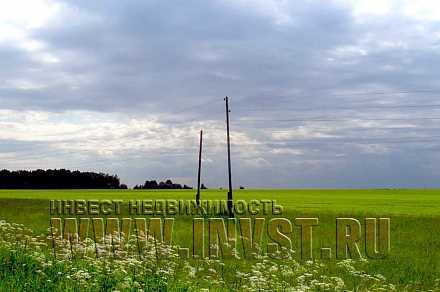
[
  {"xmin": 239, "ymin": 186, "xmax": 245, "ymax": 189},
  {"xmin": 143, "ymin": 180, "xmax": 158, "ymax": 189},
  {"xmin": 120, "ymin": 184, "xmax": 128, "ymax": 189},
  {"xmin": 183, "ymin": 184, "xmax": 192, "ymax": 189},
  {"xmin": 136, "ymin": 179, "xmax": 186, "ymax": 189},
  {"xmin": 201, "ymin": 183, "xmax": 207, "ymax": 190}
]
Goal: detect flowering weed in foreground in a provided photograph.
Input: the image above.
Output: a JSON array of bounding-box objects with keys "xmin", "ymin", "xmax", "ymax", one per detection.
[{"xmin": 0, "ymin": 219, "xmax": 436, "ymax": 291}]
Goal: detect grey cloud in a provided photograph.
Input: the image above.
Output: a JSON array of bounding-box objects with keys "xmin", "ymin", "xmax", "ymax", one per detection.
[
  {"xmin": 1, "ymin": 1, "xmax": 440, "ymax": 187},
  {"xmin": 6, "ymin": 0, "xmax": 357, "ymax": 112}
]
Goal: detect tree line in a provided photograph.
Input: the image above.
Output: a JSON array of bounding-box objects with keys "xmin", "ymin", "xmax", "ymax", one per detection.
[
  {"xmin": 0, "ymin": 169, "xmax": 124, "ymax": 189},
  {"xmin": 0, "ymin": 169, "xmax": 214, "ymax": 190}
]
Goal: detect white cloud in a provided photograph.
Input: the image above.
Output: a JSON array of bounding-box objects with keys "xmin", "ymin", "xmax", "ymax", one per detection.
[
  {"xmin": 243, "ymin": 157, "xmax": 271, "ymax": 168},
  {"xmin": 0, "ymin": 79, "xmax": 47, "ymax": 90},
  {"xmin": 0, "ymin": 0, "xmax": 63, "ymax": 66},
  {"xmin": 0, "ymin": 110, "xmax": 261, "ymax": 160},
  {"xmin": 0, "ymin": 0, "xmax": 60, "ymax": 29},
  {"xmin": 401, "ymin": 0, "xmax": 440, "ymax": 21},
  {"xmin": 342, "ymin": 0, "xmax": 393, "ymax": 16},
  {"xmin": 270, "ymin": 148, "xmax": 304, "ymax": 155},
  {"xmin": 339, "ymin": 0, "xmax": 440, "ymax": 21},
  {"xmin": 271, "ymin": 127, "xmax": 336, "ymax": 140}
]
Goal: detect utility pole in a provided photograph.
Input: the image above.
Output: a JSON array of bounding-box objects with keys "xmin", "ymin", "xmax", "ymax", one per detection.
[
  {"xmin": 225, "ymin": 96, "xmax": 233, "ymax": 217},
  {"xmin": 196, "ymin": 130, "xmax": 203, "ymax": 207}
]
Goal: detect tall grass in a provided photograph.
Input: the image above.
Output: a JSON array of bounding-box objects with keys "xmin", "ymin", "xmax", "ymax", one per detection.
[{"xmin": 0, "ymin": 219, "xmax": 435, "ymax": 291}]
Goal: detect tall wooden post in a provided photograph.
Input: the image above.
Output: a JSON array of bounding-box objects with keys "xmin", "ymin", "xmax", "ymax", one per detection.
[
  {"xmin": 196, "ymin": 130, "xmax": 203, "ymax": 207},
  {"xmin": 225, "ymin": 96, "xmax": 233, "ymax": 217}
]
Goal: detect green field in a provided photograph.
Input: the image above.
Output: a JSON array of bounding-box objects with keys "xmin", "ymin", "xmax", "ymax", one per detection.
[{"xmin": 0, "ymin": 189, "xmax": 439, "ymax": 290}]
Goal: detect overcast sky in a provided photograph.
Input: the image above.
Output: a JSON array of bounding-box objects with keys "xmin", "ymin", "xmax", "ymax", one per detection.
[{"xmin": 1, "ymin": 0, "xmax": 440, "ymax": 188}]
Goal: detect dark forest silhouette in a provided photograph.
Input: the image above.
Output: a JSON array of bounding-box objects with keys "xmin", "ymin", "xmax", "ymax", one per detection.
[
  {"xmin": 133, "ymin": 179, "xmax": 193, "ymax": 190},
  {"xmin": 0, "ymin": 169, "xmax": 202, "ymax": 190},
  {"xmin": 0, "ymin": 169, "xmax": 122, "ymax": 189}
]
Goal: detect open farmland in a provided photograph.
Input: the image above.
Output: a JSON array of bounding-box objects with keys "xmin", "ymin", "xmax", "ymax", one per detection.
[{"xmin": 0, "ymin": 189, "xmax": 439, "ymax": 290}]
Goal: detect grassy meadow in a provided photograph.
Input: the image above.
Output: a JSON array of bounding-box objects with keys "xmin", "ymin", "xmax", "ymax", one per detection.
[{"xmin": 0, "ymin": 189, "xmax": 439, "ymax": 290}]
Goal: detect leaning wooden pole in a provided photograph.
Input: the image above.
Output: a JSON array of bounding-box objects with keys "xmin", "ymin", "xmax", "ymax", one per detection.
[
  {"xmin": 196, "ymin": 130, "xmax": 203, "ymax": 207},
  {"xmin": 225, "ymin": 96, "xmax": 233, "ymax": 217}
]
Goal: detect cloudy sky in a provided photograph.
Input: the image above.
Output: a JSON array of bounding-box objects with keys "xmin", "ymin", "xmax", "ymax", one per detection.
[{"xmin": 1, "ymin": 0, "xmax": 440, "ymax": 188}]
